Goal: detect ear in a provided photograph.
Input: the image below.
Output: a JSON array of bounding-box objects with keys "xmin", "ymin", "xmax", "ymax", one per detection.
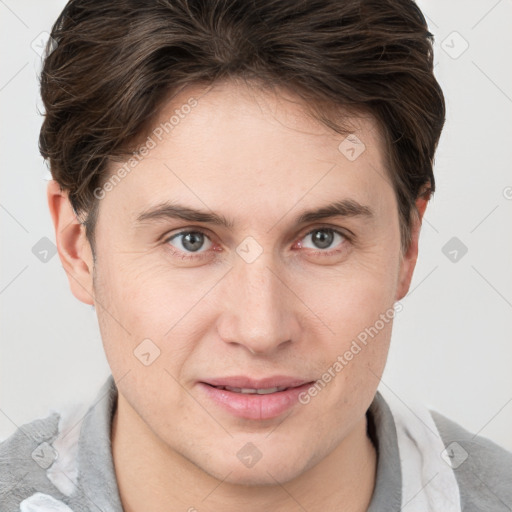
[
  {"xmin": 395, "ymin": 190, "xmax": 430, "ymax": 301},
  {"xmin": 47, "ymin": 180, "xmax": 95, "ymax": 305}
]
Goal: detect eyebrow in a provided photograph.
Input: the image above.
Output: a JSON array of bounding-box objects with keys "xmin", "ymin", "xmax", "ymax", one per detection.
[{"xmin": 135, "ymin": 199, "xmax": 374, "ymax": 229}]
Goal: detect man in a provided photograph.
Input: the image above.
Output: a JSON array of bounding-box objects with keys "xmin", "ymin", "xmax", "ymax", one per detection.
[{"xmin": 1, "ymin": 0, "xmax": 511, "ymax": 510}]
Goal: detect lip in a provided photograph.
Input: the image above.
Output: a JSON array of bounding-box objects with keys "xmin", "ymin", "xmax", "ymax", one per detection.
[
  {"xmin": 198, "ymin": 375, "xmax": 316, "ymax": 421},
  {"xmin": 203, "ymin": 375, "xmax": 311, "ymax": 389}
]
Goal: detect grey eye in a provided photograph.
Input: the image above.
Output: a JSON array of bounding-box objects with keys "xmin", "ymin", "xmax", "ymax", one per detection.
[
  {"xmin": 168, "ymin": 231, "xmax": 212, "ymax": 253},
  {"xmin": 302, "ymin": 229, "xmax": 345, "ymax": 250}
]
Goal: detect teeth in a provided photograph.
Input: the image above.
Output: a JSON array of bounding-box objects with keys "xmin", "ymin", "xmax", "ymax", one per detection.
[
  {"xmin": 217, "ymin": 385, "xmax": 288, "ymax": 394},
  {"xmin": 254, "ymin": 387, "xmax": 279, "ymax": 395}
]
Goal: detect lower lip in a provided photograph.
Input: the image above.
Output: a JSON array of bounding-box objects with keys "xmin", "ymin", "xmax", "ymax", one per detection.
[{"xmin": 197, "ymin": 382, "xmax": 314, "ymax": 420}]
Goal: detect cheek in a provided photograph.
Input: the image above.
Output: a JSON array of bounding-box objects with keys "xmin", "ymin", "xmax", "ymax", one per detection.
[
  {"xmin": 305, "ymin": 251, "xmax": 400, "ymax": 338},
  {"xmin": 96, "ymin": 254, "xmax": 175, "ymax": 330},
  {"xmin": 93, "ymin": 256, "xmax": 212, "ymax": 377},
  {"xmin": 296, "ymin": 249, "xmax": 399, "ymax": 395}
]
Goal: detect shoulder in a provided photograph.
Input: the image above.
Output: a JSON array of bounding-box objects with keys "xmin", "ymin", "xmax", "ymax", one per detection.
[
  {"xmin": 0, "ymin": 410, "xmax": 62, "ymax": 508},
  {"xmin": 431, "ymin": 409, "xmax": 512, "ymax": 511},
  {"xmin": 0, "ymin": 402, "xmax": 86, "ymax": 511}
]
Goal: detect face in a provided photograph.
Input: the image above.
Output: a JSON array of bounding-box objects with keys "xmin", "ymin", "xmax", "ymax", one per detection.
[{"xmin": 66, "ymin": 80, "xmax": 418, "ymax": 485}]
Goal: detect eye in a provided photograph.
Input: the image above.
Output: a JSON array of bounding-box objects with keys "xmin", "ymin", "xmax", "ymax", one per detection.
[
  {"xmin": 298, "ymin": 227, "xmax": 348, "ymax": 254},
  {"xmin": 163, "ymin": 226, "xmax": 350, "ymax": 262},
  {"xmin": 166, "ymin": 230, "xmax": 213, "ymax": 256}
]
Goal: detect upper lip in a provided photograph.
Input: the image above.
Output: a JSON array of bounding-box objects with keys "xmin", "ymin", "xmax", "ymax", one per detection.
[{"xmin": 201, "ymin": 376, "xmax": 314, "ymax": 389}]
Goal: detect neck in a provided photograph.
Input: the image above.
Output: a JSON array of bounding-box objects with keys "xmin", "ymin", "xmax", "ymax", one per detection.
[{"xmin": 111, "ymin": 394, "xmax": 377, "ymax": 512}]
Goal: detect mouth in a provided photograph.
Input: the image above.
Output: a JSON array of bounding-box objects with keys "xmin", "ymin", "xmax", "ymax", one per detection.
[
  {"xmin": 198, "ymin": 376, "xmax": 316, "ymax": 420},
  {"xmin": 205, "ymin": 384, "xmax": 293, "ymax": 395}
]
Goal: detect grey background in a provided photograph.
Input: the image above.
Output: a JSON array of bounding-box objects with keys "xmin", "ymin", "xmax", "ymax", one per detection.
[{"xmin": 1, "ymin": 0, "xmax": 511, "ymax": 451}]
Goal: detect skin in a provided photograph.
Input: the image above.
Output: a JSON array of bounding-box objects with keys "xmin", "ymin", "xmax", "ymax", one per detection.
[{"xmin": 48, "ymin": 79, "xmax": 428, "ymax": 512}]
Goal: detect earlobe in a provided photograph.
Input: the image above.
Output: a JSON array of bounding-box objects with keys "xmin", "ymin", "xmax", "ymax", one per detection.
[
  {"xmin": 395, "ymin": 191, "xmax": 430, "ymax": 301},
  {"xmin": 47, "ymin": 180, "xmax": 95, "ymax": 306}
]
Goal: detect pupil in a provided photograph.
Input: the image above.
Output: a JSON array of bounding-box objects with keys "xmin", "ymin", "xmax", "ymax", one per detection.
[
  {"xmin": 313, "ymin": 229, "xmax": 333, "ymax": 249},
  {"xmin": 183, "ymin": 232, "xmax": 203, "ymax": 252}
]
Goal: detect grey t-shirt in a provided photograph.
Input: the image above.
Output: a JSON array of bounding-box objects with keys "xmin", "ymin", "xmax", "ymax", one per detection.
[{"xmin": 1, "ymin": 375, "xmax": 511, "ymax": 511}]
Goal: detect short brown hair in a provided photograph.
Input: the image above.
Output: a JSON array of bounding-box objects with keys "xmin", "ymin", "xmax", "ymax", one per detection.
[{"xmin": 39, "ymin": 0, "xmax": 445, "ymax": 254}]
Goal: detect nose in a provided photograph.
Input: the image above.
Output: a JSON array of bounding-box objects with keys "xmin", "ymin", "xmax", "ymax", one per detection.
[{"xmin": 216, "ymin": 254, "xmax": 297, "ymax": 355}]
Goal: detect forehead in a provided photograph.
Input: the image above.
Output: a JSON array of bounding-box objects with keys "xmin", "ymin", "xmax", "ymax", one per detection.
[{"xmin": 101, "ymin": 80, "xmax": 395, "ymax": 228}]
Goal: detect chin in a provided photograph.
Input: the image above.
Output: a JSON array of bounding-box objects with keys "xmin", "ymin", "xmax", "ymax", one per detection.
[
  {"xmin": 197, "ymin": 449, "xmax": 313, "ymax": 487},
  {"xmin": 217, "ymin": 466, "xmax": 302, "ymax": 487}
]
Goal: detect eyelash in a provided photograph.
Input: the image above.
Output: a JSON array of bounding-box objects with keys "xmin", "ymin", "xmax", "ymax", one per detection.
[{"xmin": 163, "ymin": 226, "xmax": 351, "ymax": 261}]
